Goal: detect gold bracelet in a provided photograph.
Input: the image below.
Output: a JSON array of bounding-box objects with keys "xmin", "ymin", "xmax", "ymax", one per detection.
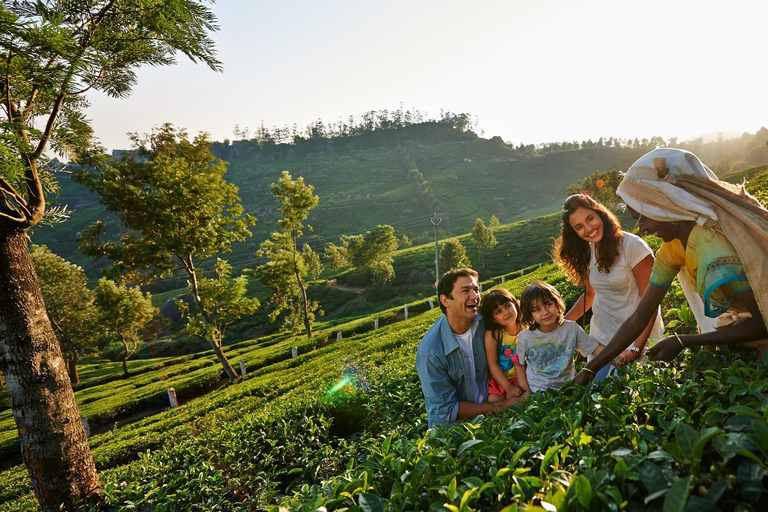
[
  {"xmin": 674, "ymin": 333, "xmax": 685, "ymax": 349},
  {"xmin": 582, "ymin": 367, "xmax": 595, "ymax": 375}
]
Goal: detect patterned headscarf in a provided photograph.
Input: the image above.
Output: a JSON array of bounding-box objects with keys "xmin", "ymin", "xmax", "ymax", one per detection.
[{"xmin": 617, "ymin": 148, "xmax": 719, "ymax": 225}]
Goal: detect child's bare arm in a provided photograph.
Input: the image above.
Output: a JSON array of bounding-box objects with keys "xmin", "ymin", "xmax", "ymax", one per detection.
[
  {"xmin": 591, "ymin": 344, "xmax": 604, "ymax": 356},
  {"xmin": 513, "ymin": 363, "xmax": 529, "ymax": 394}
]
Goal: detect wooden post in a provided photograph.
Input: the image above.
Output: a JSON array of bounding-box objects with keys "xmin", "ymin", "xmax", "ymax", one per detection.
[
  {"xmin": 167, "ymin": 387, "xmax": 179, "ymax": 408},
  {"xmin": 291, "ymin": 346, "xmax": 298, "ymax": 358},
  {"xmin": 239, "ymin": 361, "xmax": 246, "ymax": 376},
  {"xmin": 404, "ymin": 304, "xmax": 409, "ymax": 320},
  {"xmin": 81, "ymin": 417, "xmax": 90, "ymax": 438}
]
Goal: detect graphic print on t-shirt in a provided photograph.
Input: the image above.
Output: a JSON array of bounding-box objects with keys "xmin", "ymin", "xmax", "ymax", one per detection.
[{"xmin": 527, "ymin": 338, "xmax": 571, "ymax": 377}]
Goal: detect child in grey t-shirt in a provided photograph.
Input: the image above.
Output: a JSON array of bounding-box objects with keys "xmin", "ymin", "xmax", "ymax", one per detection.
[{"xmin": 514, "ymin": 281, "xmax": 602, "ymax": 393}]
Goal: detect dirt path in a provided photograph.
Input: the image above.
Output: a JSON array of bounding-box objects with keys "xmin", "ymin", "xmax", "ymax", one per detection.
[{"xmin": 326, "ymin": 279, "xmax": 365, "ymax": 294}]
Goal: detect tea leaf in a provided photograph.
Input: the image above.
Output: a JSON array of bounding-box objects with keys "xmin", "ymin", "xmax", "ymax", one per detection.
[
  {"xmin": 638, "ymin": 461, "xmax": 667, "ymax": 494},
  {"xmin": 663, "ymin": 475, "xmax": 691, "ymax": 512},
  {"xmin": 358, "ymin": 492, "xmax": 384, "ymax": 512},
  {"xmin": 573, "ymin": 475, "xmax": 592, "ymax": 507},
  {"xmin": 457, "ymin": 439, "xmax": 484, "ymax": 457}
]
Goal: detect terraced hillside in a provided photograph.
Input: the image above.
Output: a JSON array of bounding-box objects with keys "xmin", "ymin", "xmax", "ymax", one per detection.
[{"xmin": 3, "ymin": 166, "xmax": 767, "ymax": 511}]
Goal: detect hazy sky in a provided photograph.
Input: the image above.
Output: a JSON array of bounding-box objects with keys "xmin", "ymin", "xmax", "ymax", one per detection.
[{"xmin": 85, "ymin": 0, "xmax": 768, "ymax": 152}]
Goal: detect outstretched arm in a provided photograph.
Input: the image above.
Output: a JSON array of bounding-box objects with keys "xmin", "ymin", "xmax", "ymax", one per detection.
[
  {"xmin": 574, "ymin": 284, "xmax": 667, "ymax": 385},
  {"xmin": 648, "ymin": 288, "xmax": 767, "ymax": 361},
  {"xmin": 618, "ymin": 255, "xmax": 658, "ymax": 364},
  {"xmin": 456, "ymin": 396, "xmax": 524, "ymax": 420}
]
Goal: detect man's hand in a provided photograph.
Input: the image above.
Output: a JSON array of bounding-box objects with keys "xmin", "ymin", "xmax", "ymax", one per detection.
[
  {"xmin": 646, "ymin": 336, "xmax": 685, "ymax": 362},
  {"xmin": 573, "ymin": 369, "xmax": 594, "ymax": 386}
]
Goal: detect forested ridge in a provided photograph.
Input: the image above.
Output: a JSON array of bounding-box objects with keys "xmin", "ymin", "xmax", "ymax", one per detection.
[{"xmin": 34, "ymin": 114, "xmax": 768, "ymax": 277}]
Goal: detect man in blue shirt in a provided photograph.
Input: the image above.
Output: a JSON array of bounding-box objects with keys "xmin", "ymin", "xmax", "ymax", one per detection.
[{"xmin": 416, "ymin": 268, "xmax": 519, "ymax": 428}]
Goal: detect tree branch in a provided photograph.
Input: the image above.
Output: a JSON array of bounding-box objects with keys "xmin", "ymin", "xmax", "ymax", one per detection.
[
  {"xmin": 0, "ymin": 209, "xmax": 26, "ymax": 224},
  {"xmin": 70, "ymin": 66, "xmax": 106, "ymax": 96},
  {"xmin": 0, "ymin": 176, "xmax": 31, "ymax": 218}
]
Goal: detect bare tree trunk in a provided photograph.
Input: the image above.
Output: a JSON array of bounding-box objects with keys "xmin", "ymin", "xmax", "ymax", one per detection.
[
  {"xmin": 120, "ymin": 334, "xmax": 130, "ymax": 378},
  {"xmin": 292, "ymin": 236, "xmax": 312, "ymax": 338},
  {"xmin": 0, "ymin": 228, "xmax": 101, "ymax": 511},
  {"xmin": 295, "ymin": 267, "xmax": 312, "ymax": 339},
  {"xmin": 186, "ymin": 262, "xmax": 238, "ymax": 380}
]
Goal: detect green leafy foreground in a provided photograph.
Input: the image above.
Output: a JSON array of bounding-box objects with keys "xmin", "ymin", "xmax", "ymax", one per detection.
[
  {"xmin": 9, "ymin": 343, "xmax": 767, "ymax": 511},
  {"xmin": 1, "ymin": 261, "xmax": 767, "ymax": 511},
  {"xmin": 272, "ymin": 350, "xmax": 768, "ymax": 512}
]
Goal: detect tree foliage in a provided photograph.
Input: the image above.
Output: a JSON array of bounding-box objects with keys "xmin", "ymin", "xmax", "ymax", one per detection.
[
  {"xmin": 94, "ymin": 279, "xmax": 163, "ymax": 379},
  {"xmin": 76, "ymin": 124, "xmax": 255, "ymax": 380},
  {"xmin": 30, "ymin": 244, "xmax": 100, "ymax": 383},
  {"xmin": 324, "ymin": 225, "xmax": 399, "ymax": 284},
  {"xmin": 0, "ymin": 2, "xmax": 221, "ymax": 508},
  {"xmin": 566, "ymin": 169, "xmax": 623, "ymax": 210},
  {"xmin": 180, "ymin": 259, "xmax": 259, "ymax": 347},
  {"xmin": 256, "ymin": 171, "xmax": 321, "ymax": 337},
  {"xmin": 471, "ymin": 218, "xmax": 498, "ymax": 269},
  {"xmin": 440, "ymin": 238, "xmax": 471, "ymax": 271}
]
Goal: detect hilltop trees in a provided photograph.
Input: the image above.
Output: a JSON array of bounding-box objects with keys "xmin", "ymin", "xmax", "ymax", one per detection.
[
  {"xmin": 255, "ymin": 171, "xmax": 321, "ymax": 337},
  {"xmin": 0, "ymin": 2, "xmax": 221, "ymax": 508},
  {"xmin": 76, "ymin": 125, "xmax": 256, "ymax": 381},
  {"xmin": 30, "ymin": 245, "xmax": 100, "ymax": 384}
]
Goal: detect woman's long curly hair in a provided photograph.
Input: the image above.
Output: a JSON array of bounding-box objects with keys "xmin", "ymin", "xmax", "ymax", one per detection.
[
  {"xmin": 480, "ymin": 288, "xmax": 523, "ymax": 346},
  {"xmin": 552, "ymin": 194, "xmax": 623, "ymax": 286}
]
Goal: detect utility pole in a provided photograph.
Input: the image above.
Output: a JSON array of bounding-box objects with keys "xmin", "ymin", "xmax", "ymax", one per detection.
[{"xmin": 431, "ymin": 213, "xmax": 442, "ymax": 301}]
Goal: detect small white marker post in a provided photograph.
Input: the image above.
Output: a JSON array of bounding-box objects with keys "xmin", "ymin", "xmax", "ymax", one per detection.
[
  {"xmin": 291, "ymin": 346, "xmax": 298, "ymax": 358},
  {"xmin": 539, "ymin": 262, "xmax": 543, "ymax": 268},
  {"xmin": 374, "ymin": 318, "xmax": 379, "ymax": 330},
  {"xmin": 239, "ymin": 361, "xmax": 246, "ymax": 377},
  {"xmin": 428, "ymin": 298, "xmax": 434, "ymax": 309},
  {"xmin": 81, "ymin": 417, "xmax": 90, "ymax": 438},
  {"xmin": 501, "ymin": 275, "xmax": 505, "ymax": 283},
  {"xmin": 520, "ymin": 269, "xmax": 525, "ymax": 276},
  {"xmin": 479, "ymin": 283, "xmax": 483, "ymax": 293},
  {"xmin": 336, "ymin": 331, "xmax": 342, "ymax": 342},
  {"xmin": 167, "ymin": 387, "xmax": 179, "ymax": 408},
  {"xmin": 404, "ymin": 304, "xmax": 409, "ymax": 320}
]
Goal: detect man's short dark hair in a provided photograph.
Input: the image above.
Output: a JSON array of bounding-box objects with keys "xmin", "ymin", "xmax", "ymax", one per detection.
[{"xmin": 437, "ymin": 268, "xmax": 479, "ymax": 314}]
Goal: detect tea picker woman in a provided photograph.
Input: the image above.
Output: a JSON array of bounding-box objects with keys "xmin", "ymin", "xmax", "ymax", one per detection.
[{"xmin": 574, "ymin": 148, "xmax": 768, "ymax": 384}]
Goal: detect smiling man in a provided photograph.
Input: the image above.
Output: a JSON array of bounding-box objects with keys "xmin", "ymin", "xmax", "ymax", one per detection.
[{"xmin": 416, "ymin": 268, "xmax": 520, "ymax": 428}]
